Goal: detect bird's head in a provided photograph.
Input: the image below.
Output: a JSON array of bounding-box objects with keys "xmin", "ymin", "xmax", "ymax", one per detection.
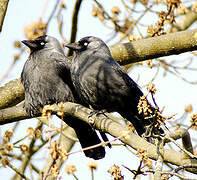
[
  {"xmin": 22, "ymin": 35, "xmax": 64, "ymax": 54},
  {"xmin": 65, "ymin": 36, "xmax": 108, "ymax": 53}
]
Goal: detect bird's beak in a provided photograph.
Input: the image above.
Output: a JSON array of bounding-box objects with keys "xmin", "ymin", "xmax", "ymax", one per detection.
[
  {"xmin": 21, "ymin": 40, "xmax": 38, "ymax": 49},
  {"xmin": 65, "ymin": 42, "xmax": 82, "ymax": 50}
]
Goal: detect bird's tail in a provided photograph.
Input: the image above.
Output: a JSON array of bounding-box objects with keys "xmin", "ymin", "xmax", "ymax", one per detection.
[
  {"xmin": 99, "ymin": 131, "xmax": 112, "ymax": 148},
  {"xmin": 120, "ymin": 111, "xmax": 147, "ymax": 136},
  {"xmin": 65, "ymin": 117, "xmax": 105, "ymax": 160},
  {"xmin": 120, "ymin": 108, "xmax": 164, "ymax": 137}
]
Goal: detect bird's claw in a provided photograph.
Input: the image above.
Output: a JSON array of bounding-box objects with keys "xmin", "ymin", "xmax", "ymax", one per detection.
[{"xmin": 88, "ymin": 109, "xmax": 108, "ymax": 118}]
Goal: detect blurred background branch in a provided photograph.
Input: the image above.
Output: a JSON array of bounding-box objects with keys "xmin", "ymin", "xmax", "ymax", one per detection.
[{"xmin": 0, "ymin": 0, "xmax": 9, "ymax": 32}]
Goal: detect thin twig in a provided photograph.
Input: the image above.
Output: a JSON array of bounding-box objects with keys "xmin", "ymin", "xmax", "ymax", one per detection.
[
  {"xmin": 0, "ymin": 154, "xmax": 30, "ymax": 180},
  {"xmin": 8, "ymin": 162, "xmax": 30, "ymax": 180},
  {"xmin": 67, "ymin": 0, "xmax": 83, "ymax": 56},
  {"xmin": 46, "ymin": 0, "xmax": 60, "ymax": 30},
  {"xmin": 56, "ymin": 3, "xmax": 67, "ymax": 43}
]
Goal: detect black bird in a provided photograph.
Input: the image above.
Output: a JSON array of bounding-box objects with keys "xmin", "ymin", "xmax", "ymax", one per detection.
[
  {"xmin": 66, "ymin": 36, "xmax": 163, "ymax": 136},
  {"xmin": 21, "ymin": 35, "xmax": 106, "ymax": 160}
]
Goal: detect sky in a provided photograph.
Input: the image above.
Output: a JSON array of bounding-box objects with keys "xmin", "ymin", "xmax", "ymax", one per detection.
[{"xmin": 0, "ymin": 0, "xmax": 197, "ymax": 179}]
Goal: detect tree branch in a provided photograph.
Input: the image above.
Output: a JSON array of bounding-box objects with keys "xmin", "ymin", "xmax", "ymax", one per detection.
[
  {"xmin": 170, "ymin": 10, "xmax": 197, "ymax": 32},
  {"xmin": 46, "ymin": 103, "xmax": 197, "ymax": 173},
  {"xmin": 0, "ymin": 30, "xmax": 196, "ymax": 110},
  {"xmin": 67, "ymin": 0, "xmax": 83, "ymax": 56},
  {"xmin": 110, "ymin": 29, "xmax": 197, "ymax": 65},
  {"xmin": 165, "ymin": 128, "xmax": 194, "ymax": 158},
  {"xmin": 46, "ymin": 0, "xmax": 60, "ymax": 31},
  {"xmin": 154, "ymin": 139, "xmax": 164, "ymax": 180},
  {"xmin": 0, "ymin": 102, "xmax": 29, "ymax": 124},
  {"xmin": 0, "ymin": 79, "xmax": 24, "ymax": 110},
  {"xmin": 1, "ymin": 102, "xmax": 197, "ymax": 174},
  {"xmin": 0, "ymin": 0, "xmax": 9, "ymax": 32}
]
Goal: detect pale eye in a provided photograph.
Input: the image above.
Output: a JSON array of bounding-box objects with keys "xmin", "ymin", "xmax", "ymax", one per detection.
[
  {"xmin": 40, "ymin": 42, "xmax": 45, "ymax": 46},
  {"xmin": 84, "ymin": 42, "xmax": 88, "ymax": 46}
]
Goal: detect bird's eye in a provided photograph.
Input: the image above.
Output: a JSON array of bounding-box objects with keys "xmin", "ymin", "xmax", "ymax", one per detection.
[
  {"xmin": 83, "ymin": 42, "xmax": 88, "ymax": 46},
  {"xmin": 40, "ymin": 42, "xmax": 45, "ymax": 46}
]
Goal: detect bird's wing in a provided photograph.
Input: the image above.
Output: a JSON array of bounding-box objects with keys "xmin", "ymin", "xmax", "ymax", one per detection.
[{"xmin": 105, "ymin": 59, "xmax": 143, "ymax": 103}]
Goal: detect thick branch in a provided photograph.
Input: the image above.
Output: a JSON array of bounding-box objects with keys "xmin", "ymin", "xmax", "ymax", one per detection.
[
  {"xmin": 48, "ymin": 103, "xmax": 197, "ymax": 173},
  {"xmin": 166, "ymin": 128, "xmax": 194, "ymax": 158},
  {"xmin": 0, "ymin": 0, "xmax": 9, "ymax": 32},
  {"xmin": 110, "ymin": 29, "xmax": 197, "ymax": 65},
  {"xmin": 0, "ymin": 30, "xmax": 196, "ymax": 110},
  {"xmin": 0, "ymin": 79, "xmax": 24, "ymax": 110},
  {"xmin": 170, "ymin": 10, "xmax": 197, "ymax": 32},
  {"xmin": 1, "ymin": 103, "xmax": 197, "ymax": 174},
  {"xmin": 0, "ymin": 102, "xmax": 29, "ymax": 124}
]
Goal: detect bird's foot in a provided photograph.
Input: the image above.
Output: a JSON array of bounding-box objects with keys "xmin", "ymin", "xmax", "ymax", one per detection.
[
  {"xmin": 88, "ymin": 109, "xmax": 108, "ymax": 126},
  {"xmin": 88, "ymin": 109, "xmax": 108, "ymax": 118}
]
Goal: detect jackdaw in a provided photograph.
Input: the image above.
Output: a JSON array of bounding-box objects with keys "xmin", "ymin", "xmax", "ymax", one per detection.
[
  {"xmin": 65, "ymin": 36, "xmax": 163, "ymax": 136},
  {"xmin": 21, "ymin": 35, "xmax": 106, "ymax": 160}
]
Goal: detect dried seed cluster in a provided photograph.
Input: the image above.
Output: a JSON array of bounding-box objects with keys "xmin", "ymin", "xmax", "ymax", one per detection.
[
  {"xmin": 49, "ymin": 141, "xmax": 68, "ymax": 161},
  {"xmin": 65, "ymin": 164, "xmax": 77, "ymax": 175},
  {"xmin": 137, "ymin": 95, "xmax": 152, "ymax": 115},
  {"xmin": 88, "ymin": 161, "xmax": 98, "ymax": 171},
  {"xmin": 137, "ymin": 149, "xmax": 152, "ymax": 168},
  {"xmin": 108, "ymin": 164, "xmax": 124, "ymax": 180},
  {"xmin": 190, "ymin": 113, "xmax": 197, "ymax": 130},
  {"xmin": 24, "ymin": 20, "xmax": 47, "ymax": 40}
]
